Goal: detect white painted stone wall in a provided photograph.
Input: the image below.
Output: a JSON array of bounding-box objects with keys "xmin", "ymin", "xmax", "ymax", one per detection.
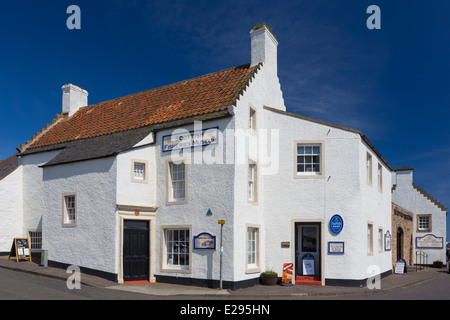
[
  {"xmin": 21, "ymin": 151, "xmax": 61, "ymax": 244},
  {"xmin": 116, "ymin": 140, "xmax": 156, "ymax": 208},
  {"xmin": 230, "ymin": 61, "xmax": 286, "ymax": 284},
  {"xmin": 260, "ymin": 109, "xmax": 393, "ymax": 283},
  {"xmin": 0, "ymin": 166, "xmax": 23, "ymax": 252},
  {"xmin": 392, "ymin": 170, "xmax": 447, "ymax": 264},
  {"xmin": 153, "ymin": 117, "xmax": 237, "ymax": 283},
  {"xmin": 42, "ymin": 157, "xmax": 118, "ymax": 274}
]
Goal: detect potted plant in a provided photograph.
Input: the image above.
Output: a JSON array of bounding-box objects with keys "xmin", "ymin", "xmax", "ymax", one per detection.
[
  {"xmin": 433, "ymin": 260, "xmax": 443, "ymax": 268},
  {"xmin": 260, "ymin": 269, "xmax": 278, "ymax": 286}
]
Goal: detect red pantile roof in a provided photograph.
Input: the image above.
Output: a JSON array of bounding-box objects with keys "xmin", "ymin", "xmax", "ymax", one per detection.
[{"xmin": 29, "ymin": 63, "xmax": 260, "ymax": 149}]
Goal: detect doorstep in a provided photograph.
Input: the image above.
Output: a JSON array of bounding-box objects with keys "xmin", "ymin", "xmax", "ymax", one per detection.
[{"xmin": 295, "ymin": 275, "xmax": 321, "ymax": 286}]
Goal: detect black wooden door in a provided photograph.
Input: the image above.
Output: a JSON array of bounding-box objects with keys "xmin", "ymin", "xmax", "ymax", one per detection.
[{"xmin": 123, "ymin": 220, "xmax": 149, "ymax": 282}]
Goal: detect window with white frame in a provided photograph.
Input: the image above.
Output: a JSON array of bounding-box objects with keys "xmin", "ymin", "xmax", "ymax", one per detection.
[
  {"xmin": 296, "ymin": 144, "xmax": 322, "ymax": 176},
  {"xmin": 249, "ymin": 107, "xmax": 256, "ymax": 134},
  {"xmin": 417, "ymin": 215, "xmax": 431, "ymax": 232},
  {"xmin": 133, "ymin": 162, "xmax": 146, "ymax": 181},
  {"xmin": 28, "ymin": 230, "xmax": 42, "ymax": 251},
  {"xmin": 377, "ymin": 163, "xmax": 383, "ymax": 192},
  {"xmin": 367, "ymin": 223, "xmax": 373, "ymax": 254},
  {"xmin": 247, "ymin": 227, "xmax": 259, "ymax": 270},
  {"xmin": 366, "ymin": 153, "xmax": 373, "ymax": 185},
  {"xmin": 378, "ymin": 228, "xmax": 383, "ymax": 253},
  {"xmin": 168, "ymin": 162, "xmax": 186, "ymax": 203},
  {"xmin": 63, "ymin": 195, "xmax": 76, "ymax": 226},
  {"xmin": 248, "ymin": 162, "xmax": 257, "ymax": 203},
  {"xmin": 164, "ymin": 228, "xmax": 190, "ymax": 270}
]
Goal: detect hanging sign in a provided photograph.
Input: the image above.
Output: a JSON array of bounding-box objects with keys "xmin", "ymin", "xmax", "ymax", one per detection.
[
  {"xmin": 282, "ymin": 263, "xmax": 293, "ymax": 284},
  {"xmin": 329, "ymin": 214, "xmax": 344, "ymax": 234},
  {"xmin": 8, "ymin": 238, "xmax": 32, "ymax": 262},
  {"xmin": 193, "ymin": 233, "xmax": 216, "ymax": 249},
  {"xmin": 162, "ymin": 127, "xmax": 219, "ymax": 152}
]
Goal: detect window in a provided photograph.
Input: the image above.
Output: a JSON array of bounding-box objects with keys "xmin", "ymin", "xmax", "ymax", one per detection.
[
  {"xmin": 246, "ymin": 226, "xmax": 260, "ymax": 272},
  {"xmin": 295, "ymin": 143, "xmax": 322, "ymax": 177},
  {"xmin": 168, "ymin": 162, "xmax": 186, "ymax": 203},
  {"xmin": 367, "ymin": 223, "xmax": 373, "ymax": 255},
  {"xmin": 248, "ymin": 161, "xmax": 257, "ymax": 203},
  {"xmin": 164, "ymin": 229, "xmax": 190, "ymax": 270},
  {"xmin": 28, "ymin": 230, "xmax": 42, "ymax": 251},
  {"xmin": 417, "ymin": 215, "xmax": 431, "ymax": 232},
  {"xmin": 131, "ymin": 160, "xmax": 148, "ymax": 183},
  {"xmin": 377, "ymin": 163, "xmax": 383, "ymax": 192},
  {"xmin": 249, "ymin": 108, "xmax": 256, "ymax": 133},
  {"xmin": 378, "ymin": 228, "xmax": 383, "ymax": 253},
  {"xmin": 366, "ymin": 153, "xmax": 372, "ymax": 185},
  {"xmin": 63, "ymin": 195, "xmax": 76, "ymax": 226}
]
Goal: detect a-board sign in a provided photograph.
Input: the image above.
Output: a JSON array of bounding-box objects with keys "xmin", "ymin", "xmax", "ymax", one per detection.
[
  {"xmin": 395, "ymin": 260, "xmax": 406, "ymax": 274},
  {"xmin": 282, "ymin": 263, "xmax": 294, "ymax": 284},
  {"xmin": 8, "ymin": 238, "xmax": 32, "ymax": 262}
]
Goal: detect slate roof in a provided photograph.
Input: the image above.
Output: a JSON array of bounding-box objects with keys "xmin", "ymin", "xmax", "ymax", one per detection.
[
  {"xmin": 0, "ymin": 153, "xmax": 19, "ymax": 180},
  {"xmin": 21, "ymin": 126, "xmax": 154, "ymax": 167},
  {"xmin": 27, "ymin": 63, "xmax": 260, "ymax": 150}
]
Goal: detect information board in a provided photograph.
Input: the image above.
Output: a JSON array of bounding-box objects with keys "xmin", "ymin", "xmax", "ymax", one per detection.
[{"xmin": 8, "ymin": 238, "xmax": 32, "ymax": 262}]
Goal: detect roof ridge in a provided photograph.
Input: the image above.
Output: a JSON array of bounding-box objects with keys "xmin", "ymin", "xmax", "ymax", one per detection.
[
  {"xmin": 78, "ymin": 63, "xmax": 254, "ymax": 113},
  {"xmin": 27, "ymin": 63, "xmax": 261, "ymax": 150}
]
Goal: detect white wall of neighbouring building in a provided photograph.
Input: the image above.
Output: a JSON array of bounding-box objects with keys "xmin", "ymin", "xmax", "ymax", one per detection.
[
  {"xmin": 42, "ymin": 157, "xmax": 118, "ymax": 276},
  {"xmin": 0, "ymin": 166, "xmax": 23, "ymax": 252}
]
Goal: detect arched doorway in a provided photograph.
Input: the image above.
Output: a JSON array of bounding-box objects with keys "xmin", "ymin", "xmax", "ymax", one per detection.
[{"xmin": 397, "ymin": 227, "xmax": 404, "ymax": 260}]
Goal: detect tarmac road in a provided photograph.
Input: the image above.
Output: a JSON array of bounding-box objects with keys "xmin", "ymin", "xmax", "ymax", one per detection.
[{"xmin": 0, "ymin": 267, "xmax": 150, "ymax": 300}]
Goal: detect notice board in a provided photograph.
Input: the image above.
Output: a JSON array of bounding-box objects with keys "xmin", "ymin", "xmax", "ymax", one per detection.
[{"xmin": 8, "ymin": 238, "xmax": 32, "ymax": 262}]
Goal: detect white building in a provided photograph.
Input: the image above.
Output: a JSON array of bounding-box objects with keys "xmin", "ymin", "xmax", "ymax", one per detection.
[
  {"xmin": 1, "ymin": 25, "xmax": 442, "ymax": 289},
  {"xmin": 392, "ymin": 168, "xmax": 447, "ymax": 267}
]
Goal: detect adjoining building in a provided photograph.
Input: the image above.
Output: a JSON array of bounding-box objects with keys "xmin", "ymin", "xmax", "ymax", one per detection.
[
  {"xmin": 0, "ymin": 25, "xmax": 446, "ymax": 288},
  {"xmin": 392, "ymin": 168, "xmax": 447, "ymax": 268}
]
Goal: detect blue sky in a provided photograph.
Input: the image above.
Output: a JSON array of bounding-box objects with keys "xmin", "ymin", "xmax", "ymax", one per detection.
[{"xmin": 1, "ymin": 1, "xmax": 449, "ymax": 239}]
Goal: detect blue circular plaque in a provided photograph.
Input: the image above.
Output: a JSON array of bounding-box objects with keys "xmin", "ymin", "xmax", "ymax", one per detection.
[{"xmin": 330, "ymin": 215, "xmax": 344, "ymax": 234}]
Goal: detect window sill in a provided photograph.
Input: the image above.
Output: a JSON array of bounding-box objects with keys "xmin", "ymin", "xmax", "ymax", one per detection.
[
  {"xmin": 245, "ymin": 267, "xmax": 261, "ymax": 274},
  {"xmin": 166, "ymin": 200, "xmax": 188, "ymax": 206},
  {"xmin": 161, "ymin": 267, "xmax": 191, "ymax": 274},
  {"xmin": 294, "ymin": 173, "xmax": 324, "ymax": 179},
  {"xmin": 62, "ymin": 223, "xmax": 77, "ymax": 228}
]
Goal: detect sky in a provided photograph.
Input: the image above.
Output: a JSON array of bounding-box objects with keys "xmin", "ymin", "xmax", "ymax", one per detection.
[{"xmin": 0, "ymin": 1, "xmax": 449, "ymax": 240}]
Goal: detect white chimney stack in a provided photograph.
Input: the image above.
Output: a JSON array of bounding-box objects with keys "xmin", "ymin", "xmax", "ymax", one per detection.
[
  {"xmin": 62, "ymin": 83, "xmax": 88, "ymax": 116},
  {"xmin": 250, "ymin": 25, "xmax": 278, "ymax": 76}
]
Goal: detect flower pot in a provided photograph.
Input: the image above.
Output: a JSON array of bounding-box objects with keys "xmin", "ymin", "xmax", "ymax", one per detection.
[
  {"xmin": 260, "ymin": 273, "xmax": 278, "ymax": 286},
  {"xmin": 433, "ymin": 261, "xmax": 443, "ymax": 268}
]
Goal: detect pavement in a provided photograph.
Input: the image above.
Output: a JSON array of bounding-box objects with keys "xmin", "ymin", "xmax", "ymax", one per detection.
[{"xmin": 1, "ymin": 255, "xmax": 448, "ymax": 298}]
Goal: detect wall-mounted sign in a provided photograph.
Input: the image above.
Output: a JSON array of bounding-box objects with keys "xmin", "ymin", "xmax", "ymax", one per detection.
[
  {"xmin": 328, "ymin": 241, "xmax": 345, "ymax": 254},
  {"xmin": 384, "ymin": 231, "xmax": 392, "ymax": 251},
  {"xmin": 416, "ymin": 234, "xmax": 444, "ymax": 249},
  {"xmin": 329, "ymin": 214, "xmax": 344, "ymax": 234},
  {"xmin": 162, "ymin": 127, "xmax": 219, "ymax": 152},
  {"xmin": 193, "ymin": 233, "xmax": 216, "ymax": 249},
  {"xmin": 281, "ymin": 241, "xmax": 290, "ymax": 248}
]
